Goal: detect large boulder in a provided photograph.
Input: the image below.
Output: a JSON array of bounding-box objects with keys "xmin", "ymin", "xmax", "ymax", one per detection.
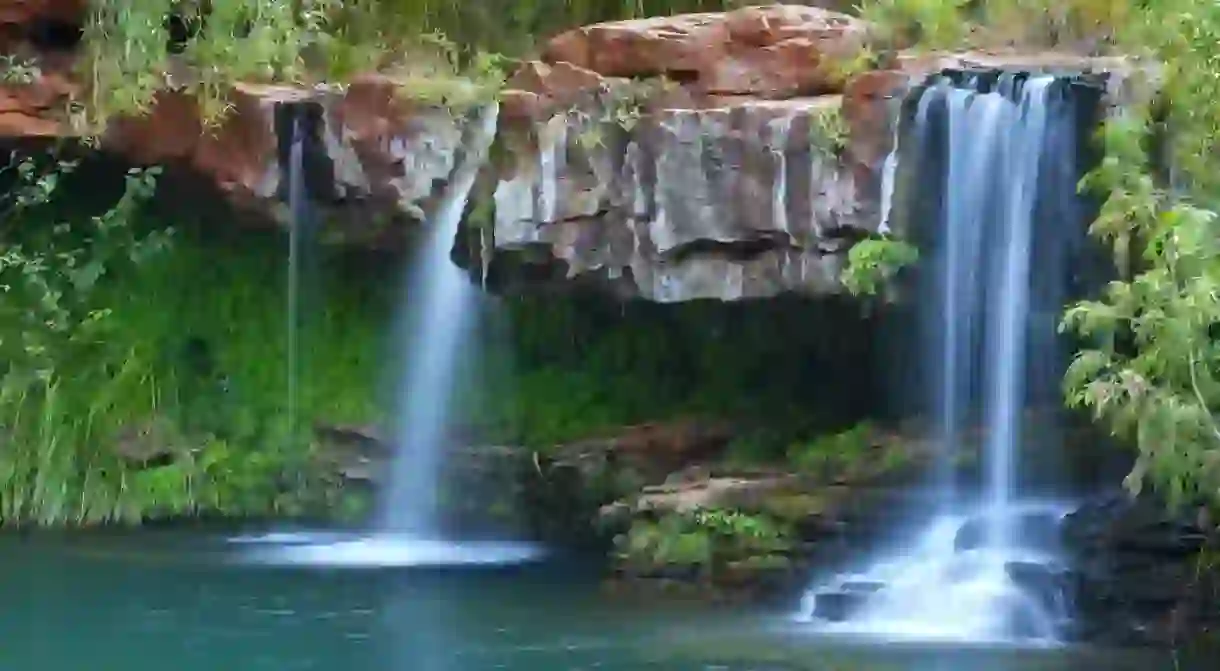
[{"xmin": 542, "ymin": 5, "xmax": 871, "ymax": 98}]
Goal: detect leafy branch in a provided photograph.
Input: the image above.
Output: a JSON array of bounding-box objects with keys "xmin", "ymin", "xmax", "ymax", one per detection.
[{"xmin": 841, "ymin": 236, "xmax": 919, "ymax": 298}]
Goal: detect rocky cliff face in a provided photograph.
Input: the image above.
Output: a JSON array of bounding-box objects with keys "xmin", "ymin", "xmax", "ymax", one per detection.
[
  {"xmin": 487, "ymin": 23, "xmax": 1138, "ymax": 301},
  {"xmin": 0, "ymin": 2, "xmax": 1138, "ymax": 300},
  {"xmin": 488, "ymin": 6, "xmax": 894, "ymax": 301}
]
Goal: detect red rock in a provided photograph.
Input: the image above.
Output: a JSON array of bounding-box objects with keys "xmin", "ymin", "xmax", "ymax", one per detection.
[
  {"xmin": 842, "ymin": 69, "xmax": 909, "ymax": 173},
  {"xmin": 542, "ymin": 5, "xmax": 870, "ymax": 97},
  {"xmin": 498, "ymin": 88, "xmax": 545, "ymax": 122},
  {"xmin": 104, "ymin": 90, "xmax": 204, "ymax": 164},
  {"xmin": 552, "ymin": 419, "xmax": 737, "ymax": 482},
  {"xmin": 332, "ymin": 73, "xmax": 435, "ymax": 209},
  {"xmin": 0, "ymin": 0, "xmax": 85, "ymax": 25},
  {"xmin": 499, "ymin": 60, "xmax": 608, "ymax": 123},
  {"xmin": 105, "ymin": 85, "xmax": 283, "ymax": 208},
  {"xmin": 191, "ymin": 86, "xmax": 281, "ymax": 202},
  {"xmin": 505, "ymin": 60, "xmax": 607, "ymax": 102},
  {"xmin": 0, "ymin": 64, "xmax": 74, "ymax": 135},
  {"xmin": 545, "ymin": 12, "xmax": 725, "ymax": 81},
  {"xmin": 0, "ymin": 110, "xmax": 57, "ymax": 134},
  {"xmin": 338, "ymin": 72, "xmax": 414, "ymax": 134}
]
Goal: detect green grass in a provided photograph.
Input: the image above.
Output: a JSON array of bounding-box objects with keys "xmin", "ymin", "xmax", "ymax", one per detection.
[
  {"xmin": 0, "ymin": 154, "xmax": 881, "ymax": 526},
  {"xmin": 0, "ymin": 155, "xmax": 398, "ymax": 526}
]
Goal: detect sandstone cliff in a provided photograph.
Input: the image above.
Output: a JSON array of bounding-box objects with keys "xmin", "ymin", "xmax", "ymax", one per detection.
[{"xmin": 0, "ymin": 2, "xmax": 1133, "ymax": 300}]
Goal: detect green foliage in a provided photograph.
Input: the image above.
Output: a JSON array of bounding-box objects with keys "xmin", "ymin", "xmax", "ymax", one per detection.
[
  {"xmin": 691, "ymin": 508, "xmax": 789, "ymax": 550},
  {"xmin": 0, "ymin": 55, "xmax": 41, "ymax": 85},
  {"xmin": 0, "ymin": 151, "xmax": 395, "ymax": 526},
  {"xmin": 789, "ymin": 421, "xmax": 871, "ymax": 469},
  {"xmin": 126, "ymin": 216, "xmax": 389, "ymax": 433},
  {"xmin": 0, "ymin": 152, "xmax": 173, "ymax": 525},
  {"xmin": 855, "ymin": 0, "xmax": 1129, "ymax": 52},
  {"xmin": 475, "ymin": 296, "xmax": 875, "ymax": 447},
  {"xmin": 81, "ymin": 0, "xmax": 171, "ymax": 130},
  {"xmin": 378, "ymin": 32, "xmax": 512, "ymax": 112},
  {"xmin": 787, "ymin": 421, "xmax": 916, "ymax": 482},
  {"xmin": 71, "ymin": 0, "xmax": 747, "ymax": 132},
  {"xmin": 809, "ymin": 102, "xmax": 850, "ymax": 159},
  {"xmin": 618, "ymin": 508, "xmax": 791, "ymax": 570},
  {"xmin": 1, "ymin": 178, "xmax": 874, "ymax": 526},
  {"xmin": 623, "ymin": 515, "xmax": 714, "ymax": 567},
  {"xmin": 76, "ymin": 1, "xmax": 499, "ymax": 131},
  {"xmin": 856, "ymin": 0, "xmax": 970, "ymax": 50},
  {"xmin": 571, "ymin": 77, "xmax": 678, "ymax": 151},
  {"xmin": 100, "ymin": 215, "xmax": 395, "ymax": 519},
  {"xmin": 974, "ymin": 0, "xmax": 1130, "ymax": 49},
  {"xmin": 1061, "ymin": 173, "xmax": 1220, "ymax": 508},
  {"xmin": 840, "ymin": 236, "xmax": 919, "ymax": 297},
  {"xmin": 857, "ymin": 0, "xmax": 1220, "ymax": 507},
  {"xmin": 1054, "ymin": 0, "xmax": 1220, "ymax": 510},
  {"xmin": 80, "ymin": 0, "xmax": 319, "ymax": 130}
]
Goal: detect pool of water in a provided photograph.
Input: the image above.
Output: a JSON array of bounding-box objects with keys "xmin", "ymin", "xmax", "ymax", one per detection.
[{"xmin": 0, "ymin": 530, "xmax": 1211, "ymax": 670}]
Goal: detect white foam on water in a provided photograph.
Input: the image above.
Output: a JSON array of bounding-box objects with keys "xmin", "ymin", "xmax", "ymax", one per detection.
[
  {"xmin": 228, "ymin": 531, "xmax": 546, "ymax": 568},
  {"xmin": 801, "ymin": 501, "xmax": 1072, "ymax": 644},
  {"xmin": 800, "ymin": 75, "xmax": 1085, "ymax": 645}
]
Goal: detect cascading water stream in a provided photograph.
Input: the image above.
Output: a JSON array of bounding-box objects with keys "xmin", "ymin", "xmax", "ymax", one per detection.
[
  {"xmin": 983, "ymin": 77, "xmax": 1051, "ymax": 550},
  {"xmin": 375, "ymin": 104, "xmax": 499, "ymax": 534},
  {"xmin": 802, "ymin": 73, "xmax": 1093, "ymax": 643},
  {"xmin": 231, "ymin": 102, "xmax": 542, "ymax": 568}
]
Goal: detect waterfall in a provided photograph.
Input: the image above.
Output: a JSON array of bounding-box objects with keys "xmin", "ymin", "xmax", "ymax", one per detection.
[
  {"xmin": 981, "ymin": 76, "xmax": 1052, "ymax": 550},
  {"xmin": 375, "ymin": 103, "xmax": 500, "ymax": 534},
  {"xmin": 230, "ymin": 102, "xmax": 542, "ymax": 568},
  {"xmin": 802, "ymin": 73, "xmax": 1095, "ymax": 642}
]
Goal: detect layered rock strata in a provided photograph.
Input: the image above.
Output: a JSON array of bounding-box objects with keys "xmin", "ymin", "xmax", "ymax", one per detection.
[{"xmin": 0, "ymin": 2, "xmax": 1138, "ymax": 299}]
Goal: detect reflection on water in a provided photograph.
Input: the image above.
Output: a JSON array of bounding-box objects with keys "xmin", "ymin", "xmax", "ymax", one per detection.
[{"xmin": 0, "ymin": 531, "xmax": 1211, "ymax": 670}]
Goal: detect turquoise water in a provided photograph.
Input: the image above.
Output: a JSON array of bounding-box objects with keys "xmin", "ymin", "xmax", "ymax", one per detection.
[{"xmin": 0, "ymin": 530, "xmax": 1209, "ymax": 670}]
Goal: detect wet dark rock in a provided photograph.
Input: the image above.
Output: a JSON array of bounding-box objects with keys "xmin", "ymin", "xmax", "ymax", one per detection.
[
  {"xmin": 1005, "ymin": 561, "xmax": 1070, "ymax": 616},
  {"xmin": 1060, "ymin": 493, "xmax": 1220, "ymax": 646},
  {"xmin": 720, "ymin": 556, "xmax": 805, "ymax": 605},
  {"xmin": 1062, "ymin": 493, "xmax": 1209, "ymax": 557},
  {"xmin": 839, "ymin": 580, "xmax": 885, "ymax": 594},
  {"xmin": 812, "ymin": 591, "xmax": 869, "ymax": 622},
  {"xmin": 954, "ymin": 509, "xmax": 1063, "ymax": 552},
  {"xmin": 623, "ymin": 562, "xmax": 705, "ymax": 582}
]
